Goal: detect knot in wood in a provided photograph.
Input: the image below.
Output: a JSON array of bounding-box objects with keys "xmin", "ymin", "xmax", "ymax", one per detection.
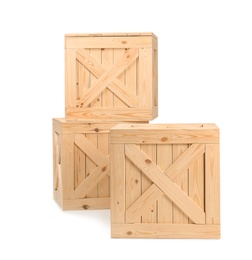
[
  {"xmin": 102, "ymin": 166, "xmax": 106, "ymax": 172},
  {"xmin": 161, "ymin": 137, "xmax": 168, "ymax": 142},
  {"xmin": 83, "ymin": 205, "xmax": 89, "ymax": 210},
  {"xmin": 135, "ymin": 179, "xmax": 138, "ymax": 184},
  {"xmin": 145, "ymin": 159, "xmax": 151, "ymax": 164},
  {"xmin": 122, "ymin": 40, "xmax": 127, "ymax": 44},
  {"xmin": 94, "ymin": 128, "xmax": 99, "ymax": 132},
  {"xmin": 127, "ymin": 231, "xmax": 132, "ymax": 235}
]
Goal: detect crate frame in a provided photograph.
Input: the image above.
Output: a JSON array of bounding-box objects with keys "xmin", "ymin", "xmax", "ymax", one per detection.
[
  {"xmin": 110, "ymin": 124, "xmax": 220, "ymax": 238},
  {"xmin": 65, "ymin": 32, "xmax": 158, "ymax": 121},
  {"xmin": 53, "ymin": 119, "xmax": 148, "ymax": 210}
]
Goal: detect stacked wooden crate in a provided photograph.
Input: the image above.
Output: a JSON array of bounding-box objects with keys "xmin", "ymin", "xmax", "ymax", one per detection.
[{"xmin": 53, "ymin": 33, "xmax": 158, "ymax": 210}]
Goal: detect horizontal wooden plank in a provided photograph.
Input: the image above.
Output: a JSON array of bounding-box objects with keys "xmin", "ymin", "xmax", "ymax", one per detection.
[
  {"xmin": 66, "ymin": 108, "xmax": 154, "ymax": 121},
  {"xmin": 62, "ymin": 197, "xmax": 110, "ymax": 210},
  {"xmin": 110, "ymin": 128, "xmax": 219, "ymax": 144},
  {"xmin": 66, "ymin": 36, "xmax": 153, "ymax": 49},
  {"xmin": 111, "ymin": 224, "xmax": 220, "ymax": 239},
  {"xmin": 65, "ymin": 32, "xmax": 157, "ymax": 37}
]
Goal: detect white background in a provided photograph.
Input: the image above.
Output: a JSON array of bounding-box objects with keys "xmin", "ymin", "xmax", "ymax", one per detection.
[{"xmin": 0, "ymin": 0, "xmax": 252, "ymax": 259}]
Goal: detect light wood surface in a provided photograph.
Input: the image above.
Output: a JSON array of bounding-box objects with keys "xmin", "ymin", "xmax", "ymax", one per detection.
[
  {"xmin": 65, "ymin": 33, "xmax": 158, "ymax": 121},
  {"xmin": 110, "ymin": 124, "xmax": 220, "ymax": 238},
  {"xmin": 53, "ymin": 119, "xmax": 147, "ymax": 210}
]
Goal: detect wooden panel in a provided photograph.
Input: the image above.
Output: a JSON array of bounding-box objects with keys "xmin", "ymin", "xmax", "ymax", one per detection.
[
  {"xmin": 112, "ymin": 224, "xmax": 220, "ymax": 239},
  {"xmin": 65, "ymin": 49, "xmax": 76, "ymax": 107},
  {"xmin": 110, "ymin": 144, "xmax": 125, "ymax": 224},
  {"xmin": 205, "ymin": 144, "xmax": 220, "ymax": 224},
  {"xmin": 156, "ymin": 144, "xmax": 173, "ymax": 223},
  {"xmin": 173, "ymin": 144, "xmax": 189, "ymax": 224},
  {"xmin": 85, "ymin": 133, "xmax": 98, "ymax": 198},
  {"xmin": 77, "ymin": 48, "xmax": 138, "ymax": 107},
  {"xmin": 189, "ymin": 152, "xmax": 205, "ymax": 223},
  {"xmin": 125, "ymin": 149, "xmax": 141, "ymax": 223},
  {"xmin": 74, "ymin": 156, "xmax": 109, "ymax": 198},
  {"xmin": 126, "ymin": 185, "xmax": 163, "ymax": 223},
  {"xmin": 125, "ymin": 144, "xmax": 205, "ymax": 224},
  {"xmin": 90, "ymin": 49, "xmax": 101, "ymax": 107},
  {"xmin": 166, "ymin": 144, "xmax": 205, "ymax": 180},
  {"xmin": 66, "ymin": 36, "xmax": 153, "ymax": 49},
  {"xmin": 101, "ymin": 49, "xmax": 114, "ymax": 107},
  {"xmin": 98, "ymin": 134, "xmax": 110, "ymax": 197},
  {"xmin": 153, "ymin": 49, "xmax": 158, "ymax": 106},
  {"xmin": 74, "ymin": 144, "xmax": 86, "ymax": 189},
  {"xmin": 139, "ymin": 48, "xmax": 152, "ymax": 108},
  {"xmin": 140, "ymin": 144, "xmax": 157, "ymax": 223},
  {"xmin": 61, "ymin": 134, "xmax": 74, "ymax": 199}
]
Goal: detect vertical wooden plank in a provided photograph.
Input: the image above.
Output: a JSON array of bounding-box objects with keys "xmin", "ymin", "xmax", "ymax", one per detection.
[
  {"xmin": 138, "ymin": 48, "xmax": 152, "ymax": 108},
  {"xmin": 126, "ymin": 57, "xmax": 137, "ymax": 96},
  {"xmin": 85, "ymin": 133, "xmax": 98, "ymax": 198},
  {"xmin": 65, "ymin": 49, "xmax": 76, "ymax": 108},
  {"xmin": 97, "ymin": 134, "xmax": 109, "ymax": 197},
  {"xmin": 205, "ymin": 144, "xmax": 220, "ymax": 224},
  {"xmin": 172, "ymin": 144, "xmax": 189, "ymax": 223},
  {"xmin": 53, "ymin": 131, "xmax": 59, "ymax": 191},
  {"xmin": 78, "ymin": 50, "xmax": 90, "ymax": 100},
  {"xmin": 156, "ymin": 144, "xmax": 173, "ymax": 223},
  {"xmin": 101, "ymin": 49, "xmax": 114, "ymax": 107},
  {"xmin": 153, "ymin": 49, "xmax": 158, "ymax": 107},
  {"xmin": 125, "ymin": 144, "xmax": 141, "ymax": 223},
  {"xmin": 61, "ymin": 134, "xmax": 74, "ymax": 199},
  {"xmin": 90, "ymin": 49, "xmax": 102, "ymax": 107},
  {"xmin": 141, "ymin": 144, "xmax": 157, "ymax": 223},
  {"xmin": 114, "ymin": 49, "xmax": 127, "ymax": 107},
  {"xmin": 189, "ymin": 152, "xmax": 205, "ymax": 223},
  {"xmin": 74, "ymin": 144, "xmax": 86, "ymax": 189},
  {"xmin": 111, "ymin": 144, "xmax": 125, "ymax": 224}
]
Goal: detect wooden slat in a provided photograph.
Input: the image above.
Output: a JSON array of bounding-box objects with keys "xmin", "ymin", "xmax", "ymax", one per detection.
[
  {"xmin": 125, "ymin": 150, "xmax": 141, "ymax": 223},
  {"xmin": 53, "ymin": 131, "xmax": 59, "ymax": 190},
  {"xmin": 111, "ymin": 144, "xmax": 125, "ymax": 224},
  {"xmin": 85, "ymin": 133, "xmax": 98, "ymax": 198},
  {"xmin": 74, "ymin": 144, "xmax": 86, "ymax": 189},
  {"xmin": 205, "ymin": 144, "xmax": 220, "ymax": 224},
  {"xmin": 125, "ymin": 144, "xmax": 206, "ymax": 224},
  {"xmin": 77, "ymin": 48, "xmax": 139, "ymax": 107},
  {"xmin": 111, "ymin": 224, "xmax": 220, "ymax": 239},
  {"xmin": 138, "ymin": 48, "xmax": 152, "ymax": 107},
  {"xmin": 141, "ymin": 144, "xmax": 157, "ymax": 223},
  {"xmin": 126, "ymin": 185, "xmax": 163, "ymax": 223},
  {"xmin": 63, "ymin": 198, "xmax": 110, "ymax": 210},
  {"xmin": 66, "ymin": 107, "xmax": 153, "ymax": 121},
  {"xmin": 90, "ymin": 49, "xmax": 101, "ymax": 107},
  {"xmin": 101, "ymin": 49, "xmax": 114, "ymax": 107},
  {"xmin": 66, "ymin": 36, "xmax": 153, "ymax": 49},
  {"xmin": 189, "ymin": 152, "xmax": 205, "ymax": 223},
  {"xmin": 172, "ymin": 144, "xmax": 189, "ymax": 224},
  {"xmin": 74, "ymin": 134, "xmax": 105, "ymax": 165},
  {"xmin": 126, "ymin": 56, "xmax": 137, "ymax": 97},
  {"xmin": 74, "ymin": 155, "xmax": 110, "ymax": 198},
  {"xmin": 61, "ymin": 134, "xmax": 74, "ymax": 199},
  {"xmin": 97, "ymin": 134, "xmax": 109, "ymax": 198},
  {"xmin": 153, "ymin": 49, "xmax": 158, "ymax": 106},
  {"xmin": 76, "ymin": 49, "xmax": 138, "ymax": 107},
  {"xmin": 110, "ymin": 129, "xmax": 219, "ymax": 144},
  {"xmin": 156, "ymin": 144, "xmax": 173, "ymax": 223},
  {"xmin": 65, "ymin": 49, "xmax": 76, "ymax": 108},
  {"xmin": 166, "ymin": 144, "xmax": 205, "ymax": 180},
  {"xmin": 114, "ymin": 49, "xmax": 127, "ymax": 108}
]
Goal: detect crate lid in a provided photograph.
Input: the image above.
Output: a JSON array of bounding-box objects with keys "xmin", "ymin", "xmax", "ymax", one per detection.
[{"xmin": 65, "ymin": 32, "xmax": 157, "ymax": 38}]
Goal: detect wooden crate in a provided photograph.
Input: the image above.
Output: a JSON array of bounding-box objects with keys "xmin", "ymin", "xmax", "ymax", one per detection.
[
  {"xmin": 65, "ymin": 33, "xmax": 158, "ymax": 121},
  {"xmin": 53, "ymin": 119, "xmax": 147, "ymax": 210},
  {"xmin": 110, "ymin": 124, "xmax": 220, "ymax": 238}
]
